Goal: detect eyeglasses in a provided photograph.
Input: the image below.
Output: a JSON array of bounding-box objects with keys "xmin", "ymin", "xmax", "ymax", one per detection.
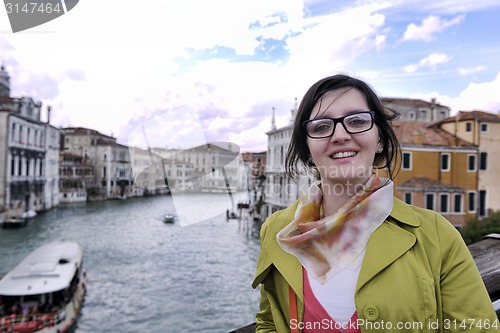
[{"xmin": 303, "ymin": 111, "xmax": 375, "ymax": 139}]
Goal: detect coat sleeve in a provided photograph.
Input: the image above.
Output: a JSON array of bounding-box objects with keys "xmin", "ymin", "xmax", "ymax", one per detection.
[
  {"xmin": 436, "ymin": 212, "xmax": 498, "ymax": 332},
  {"xmin": 256, "ymin": 283, "xmax": 278, "ymax": 333},
  {"xmin": 254, "ymin": 217, "xmax": 278, "ymax": 332}
]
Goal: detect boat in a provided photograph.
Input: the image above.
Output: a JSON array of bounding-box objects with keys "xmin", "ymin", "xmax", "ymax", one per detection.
[
  {"xmin": 1, "ymin": 217, "xmax": 27, "ymax": 229},
  {"xmin": 0, "ymin": 241, "xmax": 86, "ymax": 333},
  {"xmin": 21, "ymin": 211, "xmax": 37, "ymax": 219},
  {"xmin": 163, "ymin": 213, "xmax": 176, "ymax": 224}
]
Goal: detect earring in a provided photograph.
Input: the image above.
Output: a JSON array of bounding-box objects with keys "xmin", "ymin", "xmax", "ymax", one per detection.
[{"xmin": 376, "ymin": 147, "xmax": 383, "ymax": 153}]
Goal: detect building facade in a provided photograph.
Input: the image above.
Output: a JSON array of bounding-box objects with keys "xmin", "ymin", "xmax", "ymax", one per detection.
[
  {"xmin": 436, "ymin": 110, "xmax": 500, "ymax": 217},
  {"xmin": 391, "ymin": 120, "xmax": 478, "ymax": 227},
  {"xmin": 382, "ymin": 97, "xmax": 450, "ymax": 121},
  {"xmin": 61, "ymin": 127, "xmax": 135, "ymax": 199},
  {"xmin": 263, "ymin": 108, "xmax": 310, "ymax": 221},
  {"xmin": 0, "ymin": 65, "xmax": 58, "ymax": 213}
]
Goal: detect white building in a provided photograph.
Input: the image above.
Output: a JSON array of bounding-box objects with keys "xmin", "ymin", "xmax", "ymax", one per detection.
[
  {"xmin": 0, "ymin": 65, "xmax": 57, "ymax": 213},
  {"xmin": 262, "ymin": 107, "xmax": 310, "ymax": 220},
  {"xmin": 44, "ymin": 108, "xmax": 60, "ymax": 209},
  {"xmin": 153, "ymin": 143, "xmax": 246, "ymax": 193}
]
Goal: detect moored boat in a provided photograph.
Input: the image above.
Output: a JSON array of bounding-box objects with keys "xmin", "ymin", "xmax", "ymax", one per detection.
[
  {"xmin": 0, "ymin": 241, "xmax": 86, "ymax": 333},
  {"xmin": 163, "ymin": 213, "xmax": 176, "ymax": 224},
  {"xmin": 1, "ymin": 217, "xmax": 27, "ymax": 229}
]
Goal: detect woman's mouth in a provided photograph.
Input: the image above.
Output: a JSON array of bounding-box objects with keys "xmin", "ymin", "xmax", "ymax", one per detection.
[{"xmin": 331, "ymin": 151, "xmax": 358, "ymax": 159}]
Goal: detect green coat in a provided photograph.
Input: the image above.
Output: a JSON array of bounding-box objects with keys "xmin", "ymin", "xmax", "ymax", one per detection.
[{"xmin": 252, "ymin": 197, "xmax": 498, "ymax": 333}]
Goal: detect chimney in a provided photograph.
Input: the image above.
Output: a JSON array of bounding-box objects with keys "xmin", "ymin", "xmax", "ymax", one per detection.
[
  {"xmin": 430, "ymin": 98, "xmax": 436, "ymax": 121},
  {"xmin": 413, "ymin": 130, "xmax": 424, "ymax": 145},
  {"xmin": 449, "ymin": 135, "xmax": 459, "ymax": 146},
  {"xmin": 47, "ymin": 105, "xmax": 51, "ymax": 124}
]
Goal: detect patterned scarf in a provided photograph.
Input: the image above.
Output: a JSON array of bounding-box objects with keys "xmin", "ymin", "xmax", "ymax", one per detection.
[{"xmin": 277, "ymin": 174, "xmax": 393, "ymax": 284}]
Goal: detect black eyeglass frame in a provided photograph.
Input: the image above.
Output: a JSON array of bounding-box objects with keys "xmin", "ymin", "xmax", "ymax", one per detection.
[{"xmin": 303, "ymin": 111, "xmax": 375, "ymax": 139}]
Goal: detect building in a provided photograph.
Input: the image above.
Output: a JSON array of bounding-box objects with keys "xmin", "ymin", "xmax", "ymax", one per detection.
[
  {"xmin": 61, "ymin": 127, "xmax": 135, "ymax": 199},
  {"xmin": 391, "ymin": 120, "xmax": 478, "ymax": 226},
  {"xmin": 0, "ymin": 65, "xmax": 57, "ymax": 213},
  {"xmin": 263, "ymin": 107, "xmax": 310, "ymax": 220},
  {"xmin": 130, "ymin": 146, "xmax": 194, "ymax": 194},
  {"xmin": 59, "ymin": 151, "xmax": 94, "ymax": 202},
  {"xmin": 44, "ymin": 116, "xmax": 61, "ymax": 209},
  {"xmin": 155, "ymin": 143, "xmax": 245, "ymax": 193},
  {"xmin": 434, "ymin": 110, "xmax": 500, "ymax": 217},
  {"xmin": 241, "ymin": 151, "xmax": 267, "ymax": 203},
  {"xmin": 382, "ymin": 97, "xmax": 450, "ymax": 121}
]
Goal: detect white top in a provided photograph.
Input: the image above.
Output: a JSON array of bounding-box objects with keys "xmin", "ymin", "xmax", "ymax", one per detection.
[
  {"xmin": 0, "ymin": 240, "xmax": 83, "ymax": 296},
  {"xmin": 307, "ymin": 248, "xmax": 365, "ymax": 326}
]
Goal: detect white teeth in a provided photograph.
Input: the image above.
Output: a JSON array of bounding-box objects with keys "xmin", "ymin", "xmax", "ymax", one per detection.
[{"xmin": 332, "ymin": 151, "xmax": 357, "ymax": 159}]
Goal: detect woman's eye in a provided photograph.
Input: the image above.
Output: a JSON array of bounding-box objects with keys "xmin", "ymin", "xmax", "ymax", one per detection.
[{"xmin": 312, "ymin": 122, "xmax": 332, "ymax": 133}]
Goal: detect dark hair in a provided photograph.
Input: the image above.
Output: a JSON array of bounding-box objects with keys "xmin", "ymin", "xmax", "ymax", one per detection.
[{"xmin": 285, "ymin": 74, "xmax": 401, "ymax": 181}]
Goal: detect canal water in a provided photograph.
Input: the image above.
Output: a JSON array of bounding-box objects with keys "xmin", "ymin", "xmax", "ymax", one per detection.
[{"xmin": 0, "ymin": 193, "xmax": 261, "ymax": 333}]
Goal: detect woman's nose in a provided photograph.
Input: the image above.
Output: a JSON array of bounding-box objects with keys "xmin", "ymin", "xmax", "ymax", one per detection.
[{"xmin": 330, "ymin": 123, "xmax": 351, "ymax": 143}]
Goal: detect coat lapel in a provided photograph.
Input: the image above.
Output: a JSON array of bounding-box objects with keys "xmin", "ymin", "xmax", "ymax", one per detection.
[
  {"xmin": 356, "ymin": 198, "xmax": 419, "ymax": 292},
  {"xmin": 252, "ymin": 202, "xmax": 304, "ymax": 302}
]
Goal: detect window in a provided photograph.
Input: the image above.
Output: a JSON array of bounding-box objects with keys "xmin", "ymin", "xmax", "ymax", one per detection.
[
  {"xmin": 420, "ymin": 110, "xmax": 427, "ymax": 120},
  {"xmin": 440, "ymin": 194, "xmax": 449, "ymax": 213},
  {"xmin": 465, "ymin": 122, "xmax": 472, "ymax": 132},
  {"xmin": 402, "ymin": 152, "xmax": 412, "ymax": 170},
  {"xmin": 453, "ymin": 194, "xmax": 462, "ymax": 213},
  {"xmin": 479, "ymin": 152, "xmax": 487, "ymax": 171},
  {"xmin": 404, "ymin": 192, "xmax": 412, "ymax": 204},
  {"xmin": 479, "ymin": 190, "xmax": 487, "ymax": 217},
  {"xmin": 480, "ymin": 123, "xmax": 488, "ymax": 132},
  {"xmin": 467, "ymin": 154, "xmax": 476, "ymax": 172},
  {"xmin": 440, "ymin": 111, "xmax": 446, "ymax": 119},
  {"xmin": 468, "ymin": 191, "xmax": 476, "ymax": 212},
  {"xmin": 425, "ymin": 193, "xmax": 435, "ymax": 210},
  {"xmin": 11, "ymin": 157, "xmax": 15, "ymax": 176},
  {"xmin": 103, "ymin": 166, "xmax": 107, "ymax": 177},
  {"xmin": 440, "ymin": 153, "xmax": 450, "ymax": 171},
  {"xmin": 408, "ymin": 111, "xmax": 416, "ymax": 120}
]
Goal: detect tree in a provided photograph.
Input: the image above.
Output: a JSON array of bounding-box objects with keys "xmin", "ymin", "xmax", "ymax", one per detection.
[{"xmin": 460, "ymin": 211, "xmax": 500, "ymax": 245}]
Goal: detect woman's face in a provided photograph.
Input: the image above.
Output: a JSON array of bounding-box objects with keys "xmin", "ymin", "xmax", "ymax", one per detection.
[{"xmin": 306, "ymin": 87, "xmax": 381, "ymax": 188}]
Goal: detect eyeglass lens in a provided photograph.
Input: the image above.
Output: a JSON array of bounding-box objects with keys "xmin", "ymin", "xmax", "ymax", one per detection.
[{"xmin": 306, "ymin": 112, "xmax": 373, "ymax": 138}]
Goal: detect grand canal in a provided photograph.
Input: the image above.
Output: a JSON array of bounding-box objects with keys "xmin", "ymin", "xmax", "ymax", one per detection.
[{"xmin": 0, "ymin": 193, "xmax": 261, "ymax": 333}]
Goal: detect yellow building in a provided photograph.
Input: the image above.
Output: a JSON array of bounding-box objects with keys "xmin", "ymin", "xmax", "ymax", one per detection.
[
  {"xmin": 434, "ymin": 110, "xmax": 500, "ymax": 218},
  {"xmin": 390, "ymin": 120, "xmax": 478, "ymax": 227}
]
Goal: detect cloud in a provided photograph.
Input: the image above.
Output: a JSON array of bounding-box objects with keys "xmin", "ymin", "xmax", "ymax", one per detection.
[
  {"xmin": 402, "ymin": 14, "xmax": 465, "ymax": 42},
  {"xmin": 411, "ymin": 71, "xmax": 500, "ymax": 114},
  {"xmin": 404, "ymin": 52, "xmax": 452, "ymax": 73},
  {"xmin": 405, "ymin": 0, "xmax": 500, "ymax": 14},
  {"xmin": 458, "ymin": 66, "xmax": 486, "ymax": 76}
]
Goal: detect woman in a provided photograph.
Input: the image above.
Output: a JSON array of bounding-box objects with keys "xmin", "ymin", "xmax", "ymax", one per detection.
[{"xmin": 252, "ymin": 74, "xmax": 498, "ymax": 332}]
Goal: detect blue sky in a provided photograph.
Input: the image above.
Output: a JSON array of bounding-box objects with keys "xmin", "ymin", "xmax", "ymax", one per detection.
[{"xmin": 1, "ymin": 0, "xmax": 500, "ymax": 152}]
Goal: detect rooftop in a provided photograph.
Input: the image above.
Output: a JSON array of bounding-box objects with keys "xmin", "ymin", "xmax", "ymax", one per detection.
[
  {"xmin": 397, "ymin": 176, "xmax": 466, "ymax": 192},
  {"xmin": 392, "ymin": 120, "xmax": 475, "ymax": 147}
]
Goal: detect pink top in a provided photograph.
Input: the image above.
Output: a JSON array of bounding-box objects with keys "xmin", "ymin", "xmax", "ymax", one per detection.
[{"xmin": 302, "ymin": 267, "xmax": 360, "ymax": 333}]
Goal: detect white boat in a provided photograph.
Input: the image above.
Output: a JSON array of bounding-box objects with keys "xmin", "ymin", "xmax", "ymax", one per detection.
[
  {"xmin": 163, "ymin": 213, "xmax": 176, "ymax": 224},
  {"xmin": 21, "ymin": 211, "xmax": 37, "ymax": 219},
  {"xmin": 0, "ymin": 241, "xmax": 86, "ymax": 333}
]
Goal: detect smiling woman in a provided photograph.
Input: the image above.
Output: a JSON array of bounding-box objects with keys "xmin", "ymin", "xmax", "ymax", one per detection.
[{"xmin": 252, "ymin": 74, "xmax": 498, "ymax": 333}]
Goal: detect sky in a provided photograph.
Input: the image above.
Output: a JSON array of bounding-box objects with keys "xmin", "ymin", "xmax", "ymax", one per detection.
[{"xmin": 1, "ymin": 0, "xmax": 500, "ymax": 153}]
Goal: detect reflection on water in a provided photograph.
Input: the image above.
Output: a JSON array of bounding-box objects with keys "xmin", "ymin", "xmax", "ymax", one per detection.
[{"xmin": 0, "ymin": 193, "xmax": 261, "ymax": 333}]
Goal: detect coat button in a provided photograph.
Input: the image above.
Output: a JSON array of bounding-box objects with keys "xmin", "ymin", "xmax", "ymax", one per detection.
[{"xmin": 363, "ymin": 305, "xmax": 379, "ymax": 321}]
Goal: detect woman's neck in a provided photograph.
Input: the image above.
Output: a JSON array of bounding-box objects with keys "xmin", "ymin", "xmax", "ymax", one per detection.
[{"xmin": 320, "ymin": 177, "xmax": 369, "ymax": 217}]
